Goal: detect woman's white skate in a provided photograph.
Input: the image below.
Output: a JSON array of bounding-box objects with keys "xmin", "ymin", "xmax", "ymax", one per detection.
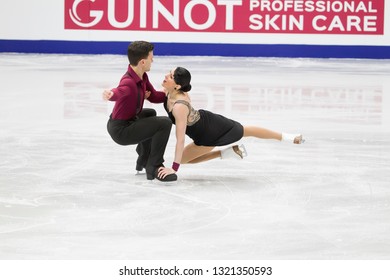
[{"xmin": 221, "ymin": 144, "xmax": 248, "ymax": 160}]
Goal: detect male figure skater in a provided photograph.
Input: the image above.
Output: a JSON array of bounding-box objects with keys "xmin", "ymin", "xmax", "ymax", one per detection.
[{"xmin": 103, "ymin": 41, "xmax": 177, "ymax": 182}]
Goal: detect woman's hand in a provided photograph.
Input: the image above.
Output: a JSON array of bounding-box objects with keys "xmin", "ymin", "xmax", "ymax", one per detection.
[{"xmin": 157, "ymin": 166, "xmax": 176, "ymax": 179}]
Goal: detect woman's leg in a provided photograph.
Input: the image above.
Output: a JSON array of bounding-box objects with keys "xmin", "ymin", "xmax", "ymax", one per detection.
[
  {"xmin": 243, "ymin": 126, "xmax": 282, "ymax": 140},
  {"xmin": 243, "ymin": 126, "xmax": 303, "ymax": 144},
  {"xmin": 181, "ymin": 142, "xmax": 218, "ymax": 164},
  {"xmin": 180, "ymin": 126, "xmax": 303, "ymax": 165}
]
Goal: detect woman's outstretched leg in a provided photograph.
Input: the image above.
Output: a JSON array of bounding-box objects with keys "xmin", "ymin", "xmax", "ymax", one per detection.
[
  {"xmin": 243, "ymin": 126, "xmax": 282, "ymax": 140},
  {"xmin": 243, "ymin": 126, "xmax": 304, "ymax": 144}
]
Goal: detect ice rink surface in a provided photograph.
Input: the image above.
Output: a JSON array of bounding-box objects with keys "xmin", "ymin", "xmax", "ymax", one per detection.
[{"xmin": 0, "ymin": 53, "xmax": 389, "ymax": 260}]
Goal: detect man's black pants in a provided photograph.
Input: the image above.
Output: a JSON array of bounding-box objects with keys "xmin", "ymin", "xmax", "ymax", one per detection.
[{"xmin": 107, "ymin": 109, "xmax": 172, "ymax": 174}]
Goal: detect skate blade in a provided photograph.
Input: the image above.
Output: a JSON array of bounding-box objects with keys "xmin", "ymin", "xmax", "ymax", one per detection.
[
  {"xmin": 145, "ymin": 178, "xmax": 177, "ymax": 186},
  {"xmin": 238, "ymin": 144, "xmax": 248, "ymax": 158},
  {"xmin": 153, "ymin": 180, "xmax": 178, "ymax": 186}
]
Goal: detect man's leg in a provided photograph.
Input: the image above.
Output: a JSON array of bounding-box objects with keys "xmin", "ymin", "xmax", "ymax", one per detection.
[
  {"xmin": 135, "ymin": 109, "xmax": 156, "ymax": 172},
  {"xmin": 117, "ymin": 116, "xmax": 175, "ymax": 180}
]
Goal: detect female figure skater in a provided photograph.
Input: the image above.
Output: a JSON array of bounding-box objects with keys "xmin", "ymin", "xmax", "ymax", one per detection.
[{"xmin": 157, "ymin": 67, "xmax": 304, "ymax": 179}]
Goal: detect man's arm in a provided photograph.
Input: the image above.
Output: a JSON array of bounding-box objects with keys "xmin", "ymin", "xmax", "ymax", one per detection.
[{"xmin": 145, "ymin": 79, "xmax": 166, "ymax": 103}]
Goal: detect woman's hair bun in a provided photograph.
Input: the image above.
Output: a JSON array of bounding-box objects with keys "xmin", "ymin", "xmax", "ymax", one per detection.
[{"xmin": 174, "ymin": 67, "xmax": 192, "ymax": 92}]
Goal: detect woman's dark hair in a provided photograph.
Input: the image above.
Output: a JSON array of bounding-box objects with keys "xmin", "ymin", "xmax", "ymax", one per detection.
[
  {"xmin": 127, "ymin": 41, "xmax": 154, "ymax": 66},
  {"xmin": 174, "ymin": 67, "xmax": 192, "ymax": 92}
]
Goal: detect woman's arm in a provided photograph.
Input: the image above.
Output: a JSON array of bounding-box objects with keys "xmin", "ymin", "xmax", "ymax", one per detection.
[
  {"xmin": 172, "ymin": 104, "xmax": 188, "ymax": 164},
  {"xmin": 157, "ymin": 103, "xmax": 188, "ymax": 179}
]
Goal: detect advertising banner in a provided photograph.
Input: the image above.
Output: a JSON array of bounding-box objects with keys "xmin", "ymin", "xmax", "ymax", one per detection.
[{"xmin": 65, "ymin": 0, "xmax": 385, "ymax": 35}]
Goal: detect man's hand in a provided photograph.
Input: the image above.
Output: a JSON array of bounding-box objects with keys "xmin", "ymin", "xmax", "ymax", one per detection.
[{"xmin": 103, "ymin": 89, "xmax": 114, "ymax": 100}]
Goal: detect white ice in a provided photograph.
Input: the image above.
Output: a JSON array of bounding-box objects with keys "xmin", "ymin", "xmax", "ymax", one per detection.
[{"xmin": 0, "ymin": 53, "xmax": 389, "ymax": 260}]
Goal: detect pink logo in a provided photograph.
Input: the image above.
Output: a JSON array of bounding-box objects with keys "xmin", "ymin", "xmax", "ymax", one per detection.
[{"xmin": 68, "ymin": 0, "xmax": 104, "ymax": 28}]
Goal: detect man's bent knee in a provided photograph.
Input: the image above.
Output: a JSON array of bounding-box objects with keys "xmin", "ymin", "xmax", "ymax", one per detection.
[{"xmin": 159, "ymin": 117, "xmax": 173, "ymax": 128}]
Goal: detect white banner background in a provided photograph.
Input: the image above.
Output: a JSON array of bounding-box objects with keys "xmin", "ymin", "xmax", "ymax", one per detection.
[{"xmin": 0, "ymin": 0, "xmax": 389, "ymax": 46}]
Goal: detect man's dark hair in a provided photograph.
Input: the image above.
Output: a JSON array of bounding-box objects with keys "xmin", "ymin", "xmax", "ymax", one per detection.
[{"xmin": 127, "ymin": 41, "xmax": 154, "ymax": 66}]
